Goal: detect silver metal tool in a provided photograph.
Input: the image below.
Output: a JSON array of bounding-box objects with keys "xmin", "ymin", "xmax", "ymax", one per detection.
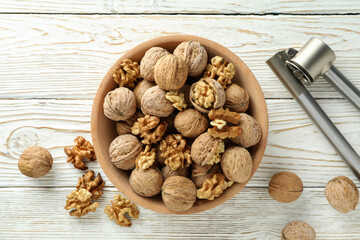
[{"xmin": 266, "ymin": 38, "xmax": 360, "ymax": 180}]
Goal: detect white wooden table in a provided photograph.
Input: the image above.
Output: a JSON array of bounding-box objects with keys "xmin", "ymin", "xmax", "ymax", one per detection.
[{"xmin": 1, "ymin": 1, "xmax": 360, "ymax": 239}]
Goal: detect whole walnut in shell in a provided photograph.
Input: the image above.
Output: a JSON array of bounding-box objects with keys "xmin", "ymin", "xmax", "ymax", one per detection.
[
  {"xmin": 133, "ymin": 80, "xmax": 156, "ymax": 109},
  {"xmin": 162, "ymin": 176, "xmax": 197, "ymax": 212},
  {"xmin": 140, "ymin": 47, "xmax": 170, "ymax": 81},
  {"xmin": 161, "ymin": 165, "xmax": 189, "ymax": 180},
  {"xmin": 129, "ymin": 166, "xmax": 163, "ymax": 197},
  {"xmin": 268, "ymin": 171, "xmax": 303, "ymax": 203},
  {"xmin": 154, "ymin": 54, "xmax": 188, "ymax": 91},
  {"xmin": 173, "ymin": 41, "xmax": 208, "ymax": 77},
  {"xmin": 190, "ymin": 78, "xmax": 226, "ymax": 113},
  {"xmin": 18, "ymin": 146, "xmax": 53, "ymax": 178},
  {"xmin": 325, "ymin": 176, "xmax": 359, "ymax": 213},
  {"xmin": 141, "ymin": 86, "xmax": 174, "ymax": 118},
  {"xmin": 230, "ymin": 113, "xmax": 261, "ymax": 148},
  {"xmin": 103, "ymin": 87, "xmax": 136, "ymax": 121},
  {"xmin": 116, "ymin": 112, "xmax": 144, "ymax": 135},
  {"xmin": 221, "ymin": 146, "xmax": 252, "ymax": 183},
  {"xmin": 109, "ymin": 134, "xmax": 142, "ymax": 170},
  {"xmin": 224, "ymin": 83, "xmax": 249, "ymax": 113},
  {"xmin": 191, "ymin": 132, "xmax": 224, "ymax": 166},
  {"xmin": 191, "ymin": 163, "xmax": 221, "ymax": 188},
  {"xmin": 174, "ymin": 109, "xmax": 208, "ymax": 138},
  {"xmin": 281, "ymin": 221, "xmax": 316, "ymax": 240}
]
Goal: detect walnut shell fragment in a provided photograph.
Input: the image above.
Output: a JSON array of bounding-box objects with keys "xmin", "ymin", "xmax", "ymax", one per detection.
[
  {"xmin": 191, "ymin": 163, "xmax": 221, "ymax": 188},
  {"xmin": 104, "ymin": 194, "xmax": 140, "ymax": 227},
  {"xmin": 133, "ymin": 80, "xmax": 156, "ymax": 109},
  {"xmin": 197, "ymin": 173, "xmax": 233, "ymax": 200},
  {"xmin": 140, "ymin": 47, "xmax": 170, "ymax": 81},
  {"xmin": 109, "ymin": 134, "xmax": 142, "ymax": 170},
  {"xmin": 65, "ymin": 188, "xmax": 100, "ymax": 217},
  {"xmin": 268, "ymin": 171, "xmax": 303, "ymax": 203},
  {"xmin": 162, "ymin": 176, "xmax": 197, "ymax": 212},
  {"xmin": 230, "ymin": 113, "xmax": 261, "ymax": 148},
  {"xmin": 132, "ymin": 115, "xmax": 168, "ymax": 145},
  {"xmin": 281, "ymin": 221, "xmax": 316, "ymax": 240},
  {"xmin": 18, "ymin": 146, "xmax": 53, "ymax": 178},
  {"xmin": 325, "ymin": 176, "xmax": 359, "ymax": 213},
  {"xmin": 129, "ymin": 166, "xmax": 163, "ymax": 197},
  {"xmin": 191, "ymin": 132, "xmax": 225, "ymax": 166},
  {"xmin": 113, "ymin": 59, "xmax": 141, "ymax": 89},
  {"xmin": 64, "ymin": 136, "xmax": 96, "ymax": 170},
  {"xmin": 76, "ymin": 170, "xmax": 105, "ymax": 200},
  {"xmin": 141, "ymin": 86, "xmax": 174, "ymax": 118},
  {"xmin": 203, "ymin": 56, "xmax": 235, "ymax": 88},
  {"xmin": 224, "ymin": 83, "xmax": 249, "ymax": 113},
  {"xmin": 174, "ymin": 109, "xmax": 208, "ymax": 138},
  {"xmin": 103, "ymin": 87, "xmax": 136, "ymax": 121},
  {"xmin": 221, "ymin": 146, "xmax": 252, "ymax": 183}
]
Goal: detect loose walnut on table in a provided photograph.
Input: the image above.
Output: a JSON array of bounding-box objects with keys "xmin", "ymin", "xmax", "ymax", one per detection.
[
  {"xmin": 104, "ymin": 194, "xmax": 140, "ymax": 227},
  {"xmin": 76, "ymin": 170, "xmax": 105, "ymax": 200},
  {"xmin": 65, "ymin": 188, "xmax": 100, "ymax": 217},
  {"xmin": 18, "ymin": 146, "xmax": 53, "ymax": 178},
  {"xmin": 132, "ymin": 115, "xmax": 168, "ymax": 145},
  {"xmin": 64, "ymin": 136, "xmax": 96, "ymax": 170}
]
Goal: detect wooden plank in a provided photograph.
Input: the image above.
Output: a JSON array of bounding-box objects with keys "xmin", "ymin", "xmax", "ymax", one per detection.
[
  {"xmin": 0, "ymin": 15, "xmax": 359, "ymax": 99},
  {"xmin": 0, "ymin": 99, "xmax": 359, "ymax": 188},
  {"xmin": 0, "ymin": 187, "xmax": 359, "ymax": 239},
  {"xmin": 1, "ymin": 0, "xmax": 359, "ymax": 14}
]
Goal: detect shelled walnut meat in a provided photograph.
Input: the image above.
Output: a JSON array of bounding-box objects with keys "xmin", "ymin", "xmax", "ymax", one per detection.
[
  {"xmin": 109, "ymin": 134, "xmax": 142, "ymax": 170},
  {"xmin": 197, "ymin": 172, "xmax": 233, "ymax": 200},
  {"xmin": 174, "ymin": 109, "xmax": 208, "ymax": 138},
  {"xmin": 65, "ymin": 188, "xmax": 100, "ymax": 217},
  {"xmin": 129, "ymin": 166, "xmax": 163, "ymax": 197},
  {"xmin": 104, "ymin": 194, "xmax": 140, "ymax": 227},
  {"xmin": 103, "ymin": 87, "xmax": 136, "ymax": 121},
  {"xmin": 141, "ymin": 86, "xmax": 174, "ymax": 117},
  {"xmin": 221, "ymin": 146, "xmax": 252, "ymax": 183},
  {"xmin": 76, "ymin": 170, "xmax": 105, "ymax": 200},
  {"xmin": 208, "ymin": 107, "xmax": 242, "ymax": 139},
  {"xmin": 64, "ymin": 136, "xmax": 96, "ymax": 170},
  {"xmin": 18, "ymin": 146, "xmax": 53, "ymax": 178},
  {"xmin": 132, "ymin": 115, "xmax": 168, "ymax": 144},
  {"xmin": 113, "ymin": 59, "xmax": 141, "ymax": 89},
  {"xmin": 204, "ymin": 56, "xmax": 235, "ymax": 88}
]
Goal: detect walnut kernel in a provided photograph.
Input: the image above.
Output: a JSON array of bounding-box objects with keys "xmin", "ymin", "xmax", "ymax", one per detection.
[
  {"xmin": 141, "ymin": 86, "xmax": 174, "ymax": 117},
  {"xmin": 221, "ymin": 146, "xmax": 252, "ymax": 183},
  {"xmin": 104, "ymin": 194, "xmax": 139, "ymax": 227},
  {"xmin": 65, "ymin": 189, "xmax": 99, "ymax": 217},
  {"xmin": 140, "ymin": 47, "xmax": 170, "ymax": 81},
  {"xmin": 208, "ymin": 108, "xmax": 242, "ymax": 139},
  {"xmin": 281, "ymin": 221, "xmax": 316, "ymax": 240},
  {"xmin": 224, "ymin": 83, "xmax": 249, "ymax": 113},
  {"xmin": 166, "ymin": 91, "xmax": 187, "ymax": 111},
  {"xmin": 268, "ymin": 171, "xmax": 303, "ymax": 203},
  {"xmin": 76, "ymin": 170, "xmax": 105, "ymax": 200},
  {"xmin": 132, "ymin": 115, "xmax": 168, "ymax": 144},
  {"xmin": 136, "ymin": 145, "xmax": 156, "ymax": 170},
  {"xmin": 103, "ymin": 87, "xmax": 136, "ymax": 121},
  {"xmin": 113, "ymin": 59, "xmax": 141, "ymax": 89},
  {"xmin": 203, "ymin": 56, "xmax": 235, "ymax": 88},
  {"xmin": 197, "ymin": 173, "xmax": 233, "ymax": 200},
  {"xmin": 18, "ymin": 146, "xmax": 53, "ymax": 178},
  {"xmin": 109, "ymin": 134, "xmax": 142, "ymax": 170},
  {"xmin": 174, "ymin": 109, "xmax": 208, "ymax": 138},
  {"xmin": 129, "ymin": 166, "xmax": 163, "ymax": 197},
  {"xmin": 64, "ymin": 136, "xmax": 96, "ymax": 170}
]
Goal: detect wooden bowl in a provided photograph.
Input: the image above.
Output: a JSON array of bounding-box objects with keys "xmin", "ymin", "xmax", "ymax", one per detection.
[{"xmin": 91, "ymin": 35, "xmax": 268, "ymax": 214}]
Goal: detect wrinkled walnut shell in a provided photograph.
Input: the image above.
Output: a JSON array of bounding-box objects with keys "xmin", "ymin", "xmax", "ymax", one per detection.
[
  {"xmin": 162, "ymin": 176, "xmax": 197, "ymax": 212},
  {"xmin": 268, "ymin": 171, "xmax": 303, "ymax": 203},
  {"xmin": 174, "ymin": 109, "xmax": 208, "ymax": 138},
  {"xmin": 230, "ymin": 113, "xmax": 261, "ymax": 148},
  {"xmin": 221, "ymin": 146, "xmax": 252, "ymax": 183},
  {"xmin": 191, "ymin": 163, "xmax": 221, "ymax": 188},
  {"xmin": 129, "ymin": 166, "xmax": 163, "ymax": 197},
  {"xmin": 191, "ymin": 132, "xmax": 222, "ymax": 166},
  {"xmin": 161, "ymin": 165, "xmax": 189, "ymax": 180},
  {"xmin": 109, "ymin": 134, "xmax": 142, "ymax": 170},
  {"xmin": 133, "ymin": 80, "xmax": 156, "ymax": 109},
  {"xmin": 154, "ymin": 54, "xmax": 188, "ymax": 91},
  {"xmin": 141, "ymin": 86, "xmax": 174, "ymax": 118},
  {"xmin": 116, "ymin": 112, "xmax": 144, "ymax": 135},
  {"xmin": 140, "ymin": 47, "xmax": 170, "ymax": 81},
  {"xmin": 281, "ymin": 221, "xmax": 316, "ymax": 240},
  {"xmin": 18, "ymin": 146, "xmax": 53, "ymax": 178},
  {"xmin": 173, "ymin": 41, "xmax": 208, "ymax": 77},
  {"xmin": 224, "ymin": 83, "xmax": 249, "ymax": 113},
  {"xmin": 103, "ymin": 87, "xmax": 136, "ymax": 121}
]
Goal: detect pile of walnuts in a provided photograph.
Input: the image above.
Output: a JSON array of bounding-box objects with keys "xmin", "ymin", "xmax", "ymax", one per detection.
[{"xmin": 103, "ymin": 40, "xmax": 262, "ymax": 212}]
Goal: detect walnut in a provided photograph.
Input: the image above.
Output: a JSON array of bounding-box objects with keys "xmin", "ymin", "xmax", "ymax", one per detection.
[
  {"xmin": 140, "ymin": 47, "xmax": 170, "ymax": 81},
  {"xmin": 141, "ymin": 86, "xmax": 174, "ymax": 118},
  {"xmin": 173, "ymin": 41, "xmax": 208, "ymax": 77},
  {"xmin": 179, "ymin": 84, "xmax": 191, "ymax": 106},
  {"xmin": 165, "ymin": 91, "xmax": 187, "ymax": 111},
  {"xmin": 161, "ymin": 165, "xmax": 189, "ymax": 180},
  {"xmin": 325, "ymin": 176, "xmax": 359, "ymax": 213},
  {"xmin": 190, "ymin": 78, "xmax": 225, "ymax": 113},
  {"xmin": 191, "ymin": 132, "xmax": 225, "ymax": 166},
  {"xmin": 104, "ymin": 194, "xmax": 140, "ymax": 227},
  {"xmin": 197, "ymin": 173, "xmax": 233, "ymax": 200},
  {"xmin": 76, "ymin": 170, "xmax": 105, "ymax": 200},
  {"xmin": 154, "ymin": 54, "xmax": 188, "ymax": 91},
  {"xmin": 281, "ymin": 221, "xmax": 316, "ymax": 240},
  {"xmin": 65, "ymin": 189, "xmax": 99, "ymax": 217},
  {"xmin": 132, "ymin": 115, "xmax": 168, "ymax": 144},
  {"xmin": 203, "ymin": 56, "xmax": 235, "ymax": 88},
  {"xmin": 133, "ymin": 80, "xmax": 156, "ymax": 109},
  {"xmin": 113, "ymin": 59, "xmax": 141, "ymax": 89},
  {"xmin": 64, "ymin": 136, "xmax": 96, "ymax": 170},
  {"xmin": 174, "ymin": 109, "xmax": 208, "ymax": 138},
  {"xmin": 224, "ymin": 83, "xmax": 249, "ymax": 113},
  {"xmin": 129, "ymin": 166, "xmax": 163, "ymax": 197},
  {"xmin": 103, "ymin": 87, "xmax": 136, "ymax": 121},
  {"xmin": 163, "ymin": 111, "xmax": 177, "ymax": 133},
  {"xmin": 268, "ymin": 171, "xmax": 303, "ymax": 203},
  {"xmin": 109, "ymin": 134, "xmax": 142, "ymax": 170},
  {"xmin": 221, "ymin": 146, "xmax": 252, "ymax": 183},
  {"xmin": 159, "ymin": 134, "xmax": 192, "ymax": 171},
  {"xmin": 191, "ymin": 163, "xmax": 221, "ymax": 188},
  {"xmin": 230, "ymin": 113, "xmax": 261, "ymax": 148},
  {"xmin": 116, "ymin": 112, "xmax": 144, "ymax": 136},
  {"xmin": 162, "ymin": 176, "xmax": 197, "ymax": 212},
  {"xmin": 136, "ymin": 145, "xmax": 156, "ymax": 170},
  {"xmin": 18, "ymin": 146, "xmax": 53, "ymax": 178},
  {"xmin": 208, "ymin": 107, "xmax": 242, "ymax": 139}
]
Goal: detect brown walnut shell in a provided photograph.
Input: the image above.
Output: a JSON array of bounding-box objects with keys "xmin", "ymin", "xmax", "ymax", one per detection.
[
  {"xmin": 103, "ymin": 87, "xmax": 136, "ymax": 121},
  {"xmin": 141, "ymin": 86, "xmax": 174, "ymax": 118},
  {"xmin": 109, "ymin": 134, "xmax": 142, "ymax": 170},
  {"xmin": 230, "ymin": 113, "xmax": 261, "ymax": 148},
  {"xmin": 140, "ymin": 47, "xmax": 170, "ymax": 81},
  {"xmin": 161, "ymin": 165, "xmax": 189, "ymax": 180},
  {"xmin": 224, "ymin": 83, "xmax": 249, "ymax": 113},
  {"xmin": 191, "ymin": 132, "xmax": 222, "ymax": 166},
  {"xmin": 174, "ymin": 109, "xmax": 208, "ymax": 138},
  {"xmin": 129, "ymin": 166, "xmax": 163, "ymax": 197},
  {"xmin": 116, "ymin": 112, "xmax": 144, "ymax": 135},
  {"xmin": 281, "ymin": 221, "xmax": 316, "ymax": 240},
  {"xmin": 133, "ymin": 80, "xmax": 156, "ymax": 109},
  {"xmin": 18, "ymin": 146, "xmax": 53, "ymax": 178},
  {"xmin": 268, "ymin": 171, "xmax": 303, "ymax": 203},
  {"xmin": 191, "ymin": 163, "xmax": 221, "ymax": 188},
  {"xmin": 221, "ymin": 146, "xmax": 252, "ymax": 183}
]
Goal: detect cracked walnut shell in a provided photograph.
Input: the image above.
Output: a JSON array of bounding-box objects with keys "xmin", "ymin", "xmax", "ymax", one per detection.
[
  {"xmin": 191, "ymin": 132, "xmax": 225, "ymax": 166},
  {"xmin": 230, "ymin": 113, "xmax": 261, "ymax": 148},
  {"xmin": 203, "ymin": 56, "xmax": 235, "ymax": 88},
  {"xmin": 154, "ymin": 54, "xmax": 188, "ymax": 91},
  {"xmin": 191, "ymin": 163, "xmax": 221, "ymax": 188},
  {"xmin": 64, "ymin": 136, "xmax": 96, "ymax": 170},
  {"xmin": 76, "ymin": 170, "xmax": 105, "ymax": 200},
  {"xmin": 224, "ymin": 83, "xmax": 249, "ymax": 113},
  {"xmin": 129, "ymin": 166, "xmax": 163, "ymax": 197},
  {"xmin": 18, "ymin": 146, "xmax": 53, "ymax": 178},
  {"xmin": 174, "ymin": 109, "xmax": 208, "ymax": 138},
  {"xmin": 208, "ymin": 108, "xmax": 242, "ymax": 139},
  {"xmin": 133, "ymin": 80, "xmax": 156, "ymax": 109},
  {"xmin": 140, "ymin": 47, "xmax": 170, "ymax": 81},
  {"xmin": 166, "ymin": 91, "xmax": 187, "ymax": 111},
  {"xmin": 173, "ymin": 41, "xmax": 208, "ymax": 77},
  {"xmin": 221, "ymin": 146, "xmax": 252, "ymax": 183},
  {"xmin": 268, "ymin": 171, "xmax": 303, "ymax": 203},
  {"xmin": 141, "ymin": 86, "xmax": 174, "ymax": 118},
  {"xmin": 325, "ymin": 176, "xmax": 359, "ymax": 213},
  {"xmin": 104, "ymin": 194, "xmax": 140, "ymax": 227},
  {"xmin": 109, "ymin": 134, "xmax": 142, "ymax": 170},
  {"xmin": 162, "ymin": 176, "xmax": 197, "ymax": 212},
  {"xmin": 281, "ymin": 221, "xmax": 316, "ymax": 240},
  {"xmin": 190, "ymin": 78, "xmax": 225, "ymax": 113},
  {"xmin": 159, "ymin": 134, "xmax": 192, "ymax": 171},
  {"xmin": 132, "ymin": 115, "xmax": 168, "ymax": 145},
  {"xmin": 113, "ymin": 59, "xmax": 141, "ymax": 89},
  {"xmin": 103, "ymin": 87, "xmax": 136, "ymax": 121},
  {"xmin": 116, "ymin": 112, "xmax": 144, "ymax": 136},
  {"xmin": 136, "ymin": 145, "xmax": 156, "ymax": 170},
  {"xmin": 65, "ymin": 188, "xmax": 100, "ymax": 217},
  {"xmin": 197, "ymin": 173, "xmax": 233, "ymax": 200}
]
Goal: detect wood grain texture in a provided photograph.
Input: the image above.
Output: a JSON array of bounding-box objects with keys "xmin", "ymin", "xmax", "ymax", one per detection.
[
  {"xmin": 1, "ymin": 99, "xmax": 359, "ymax": 188},
  {"xmin": 0, "ymin": 187, "xmax": 359, "ymax": 239},
  {"xmin": 0, "ymin": 0, "xmax": 359, "ymax": 14},
  {"xmin": 0, "ymin": 15, "xmax": 359, "ymax": 99}
]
